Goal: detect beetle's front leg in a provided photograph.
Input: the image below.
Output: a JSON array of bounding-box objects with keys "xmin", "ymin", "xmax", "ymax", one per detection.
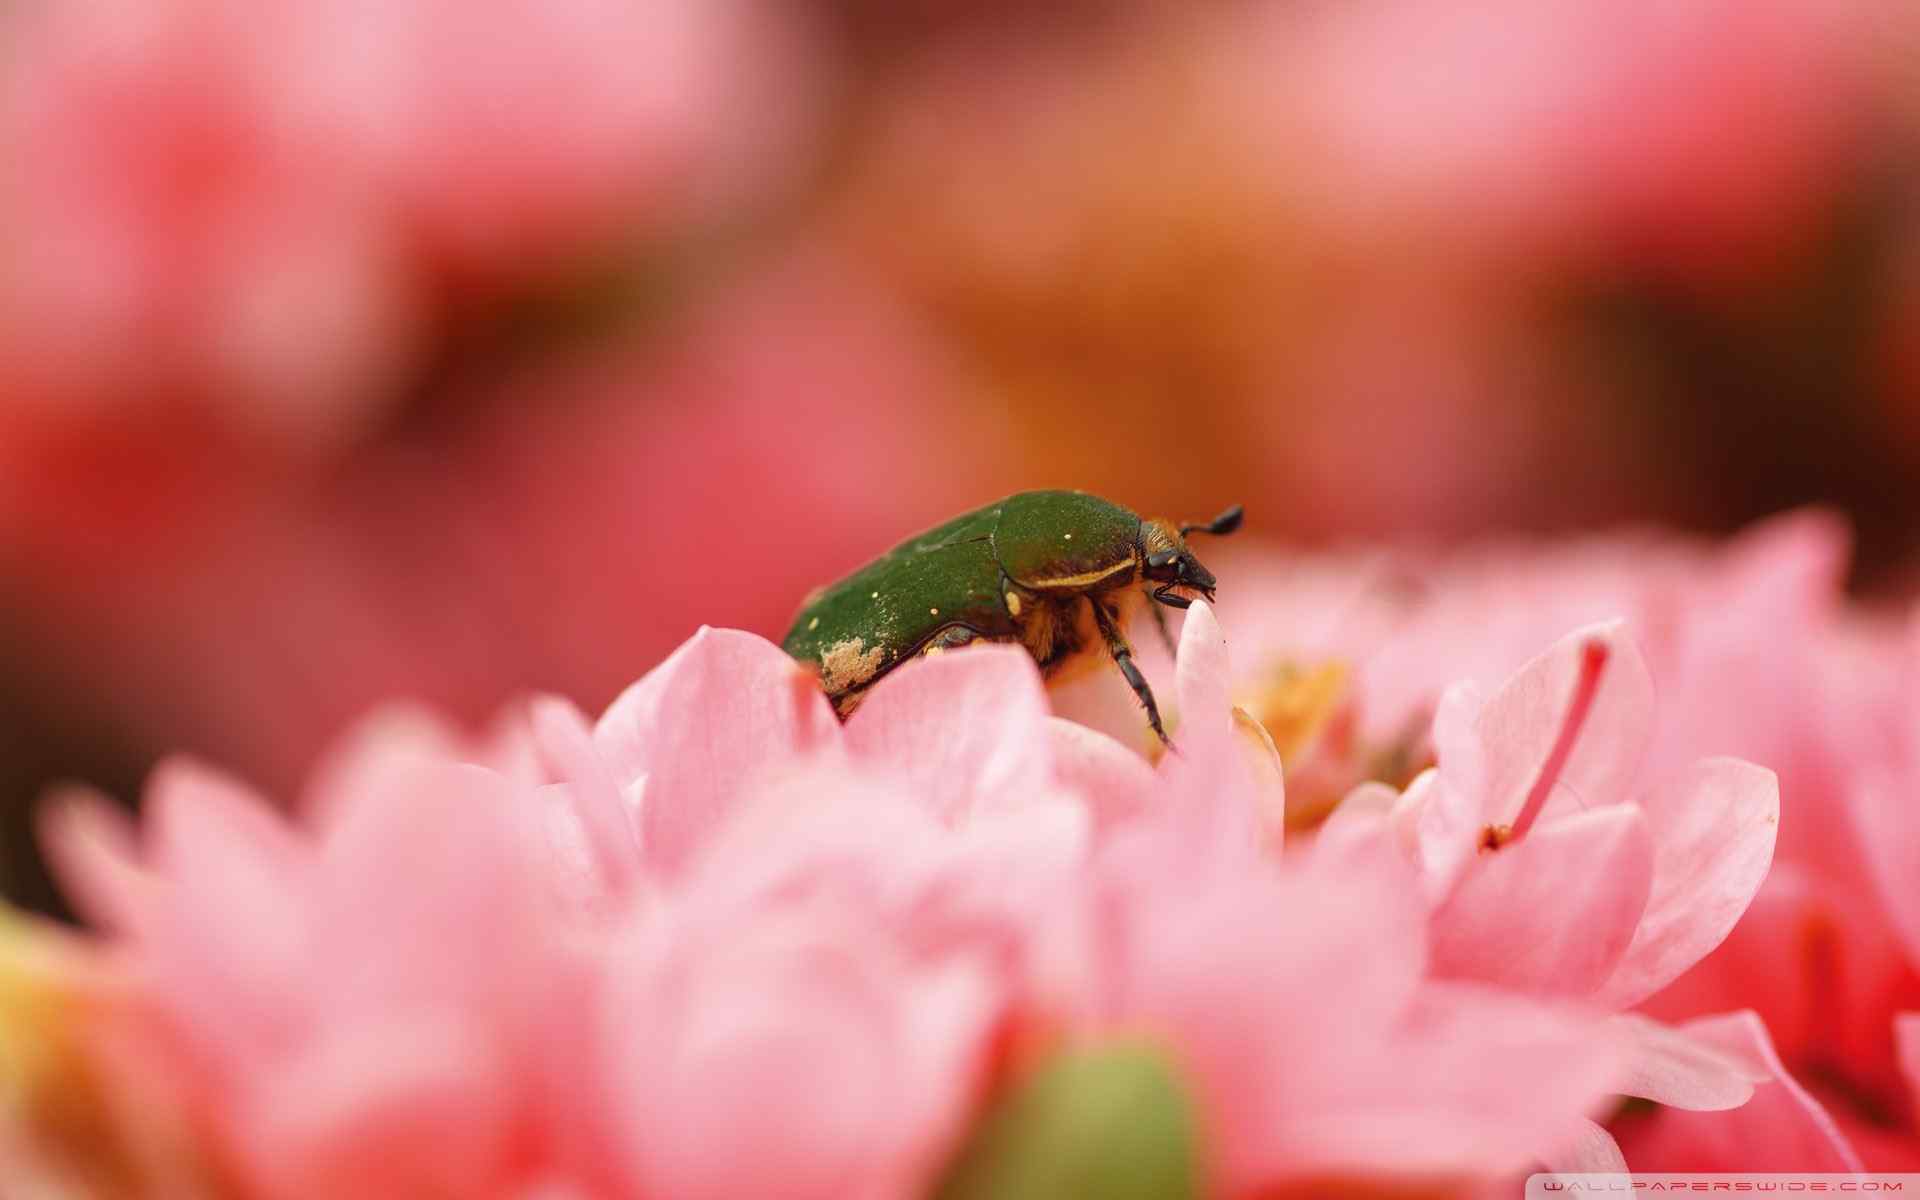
[
  {"xmin": 1151, "ymin": 584, "xmax": 1192, "ymax": 610},
  {"xmin": 1089, "ymin": 596, "xmax": 1172, "ymax": 750}
]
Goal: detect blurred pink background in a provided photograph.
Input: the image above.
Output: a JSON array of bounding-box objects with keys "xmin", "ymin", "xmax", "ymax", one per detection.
[{"xmin": 4, "ymin": 0, "xmax": 1920, "ymax": 912}]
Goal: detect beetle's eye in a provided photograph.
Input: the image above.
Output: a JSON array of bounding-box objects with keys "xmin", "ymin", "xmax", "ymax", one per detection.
[{"xmin": 1146, "ymin": 550, "xmax": 1179, "ymax": 571}]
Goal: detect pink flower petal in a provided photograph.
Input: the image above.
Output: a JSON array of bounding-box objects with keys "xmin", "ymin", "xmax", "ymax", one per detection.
[
  {"xmin": 1261, "ymin": 980, "xmax": 1623, "ymax": 1179},
  {"xmin": 1546, "ymin": 1118, "xmax": 1630, "ymax": 1172},
  {"xmin": 1336, "ymin": 781, "xmax": 1402, "ymax": 819},
  {"xmin": 533, "ymin": 782, "xmax": 619, "ymax": 916},
  {"xmin": 312, "ymin": 761, "xmax": 555, "ymax": 1022},
  {"xmin": 1610, "ymin": 1010, "xmax": 1864, "ymax": 1172},
  {"xmin": 1430, "ymin": 805, "xmax": 1653, "ymax": 997},
  {"xmin": 1898, "ymin": 1013, "xmax": 1920, "ymax": 1103},
  {"xmin": 1155, "ymin": 601, "xmax": 1265, "ymax": 858},
  {"xmin": 1173, "ymin": 599, "xmax": 1232, "ymax": 742},
  {"xmin": 235, "ymin": 1017, "xmax": 517, "ymax": 1200},
  {"xmin": 1610, "ymin": 1013, "xmax": 1762, "ymax": 1110},
  {"xmin": 680, "ymin": 764, "xmax": 1086, "ymax": 990},
  {"xmin": 1232, "ymin": 707, "xmax": 1289, "ymax": 854},
  {"xmin": 1858, "ymin": 774, "xmax": 1920, "ymax": 974},
  {"xmin": 1312, "ymin": 783, "xmax": 1402, "ymax": 869},
  {"xmin": 1473, "ymin": 620, "xmax": 1654, "ymax": 830},
  {"xmin": 601, "ymin": 901, "xmax": 999, "ymax": 1200},
  {"xmin": 679, "ymin": 770, "xmax": 951, "ymax": 911},
  {"xmin": 1044, "ymin": 717, "xmax": 1157, "ymax": 836},
  {"xmin": 844, "ymin": 645, "xmax": 1054, "ymax": 826},
  {"xmin": 1312, "ymin": 783, "xmax": 1431, "ymax": 905},
  {"xmin": 1597, "ymin": 758, "xmax": 1779, "ymax": 1010},
  {"xmin": 1421, "ymin": 685, "xmax": 1491, "ymax": 896},
  {"xmin": 37, "ymin": 786, "xmax": 155, "ymax": 936},
  {"xmin": 530, "ymin": 694, "xmax": 640, "ymax": 892},
  {"xmin": 144, "ymin": 758, "xmax": 304, "ymax": 901},
  {"xmin": 1099, "ymin": 861, "xmax": 1446, "ymax": 1186},
  {"xmin": 104, "ymin": 759, "xmax": 317, "ymax": 1074},
  {"xmin": 299, "ymin": 702, "xmax": 542, "ymax": 830},
  {"xmin": 594, "ymin": 626, "xmax": 841, "ymax": 876}
]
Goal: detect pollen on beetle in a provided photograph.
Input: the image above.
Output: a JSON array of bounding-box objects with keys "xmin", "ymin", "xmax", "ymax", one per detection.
[
  {"xmin": 930, "ymin": 607, "xmax": 940, "ymax": 616},
  {"xmin": 807, "ymin": 616, "xmax": 819, "ymax": 631},
  {"xmin": 820, "ymin": 637, "xmax": 886, "ymax": 693},
  {"xmin": 871, "ymin": 591, "xmax": 880, "ymax": 600},
  {"xmin": 1064, "ymin": 533, "xmax": 1073, "ymax": 540},
  {"xmin": 1005, "ymin": 591, "xmax": 1022, "ymax": 616}
]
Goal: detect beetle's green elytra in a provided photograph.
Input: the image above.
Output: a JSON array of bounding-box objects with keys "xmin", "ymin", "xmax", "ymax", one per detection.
[{"xmin": 782, "ymin": 490, "xmax": 1243, "ymax": 746}]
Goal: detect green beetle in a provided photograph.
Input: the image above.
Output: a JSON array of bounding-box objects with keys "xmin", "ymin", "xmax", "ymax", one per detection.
[{"xmin": 782, "ymin": 490, "xmax": 1242, "ymax": 745}]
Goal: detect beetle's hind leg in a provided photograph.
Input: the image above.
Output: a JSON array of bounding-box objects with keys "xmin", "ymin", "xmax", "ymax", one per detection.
[{"xmin": 1089, "ymin": 596, "xmax": 1172, "ymax": 750}]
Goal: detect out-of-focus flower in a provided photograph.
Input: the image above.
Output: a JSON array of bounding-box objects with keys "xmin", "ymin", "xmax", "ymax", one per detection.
[
  {"xmin": 0, "ymin": 0, "xmax": 824, "ymax": 460},
  {"xmin": 8, "ymin": 606, "xmax": 1630, "ymax": 1197},
  {"xmin": 0, "ymin": 0, "xmax": 895, "ymax": 846},
  {"xmin": 42, "ymin": 754, "xmax": 631, "ymax": 1198},
  {"xmin": 823, "ymin": 0, "xmax": 1920, "ymax": 553},
  {"xmin": 1, "ymin": 247, "xmax": 967, "ymax": 797},
  {"xmin": 0, "ymin": 906, "xmax": 221, "ymax": 1198},
  {"xmin": 1855, "ymin": 622, "xmax": 1920, "ymax": 999},
  {"xmin": 1625, "ymin": 600, "xmax": 1920, "ymax": 1166},
  {"xmin": 1609, "ymin": 1011, "xmax": 1880, "ymax": 1171},
  {"xmin": 1234, "ymin": 0, "xmax": 1893, "ymax": 277}
]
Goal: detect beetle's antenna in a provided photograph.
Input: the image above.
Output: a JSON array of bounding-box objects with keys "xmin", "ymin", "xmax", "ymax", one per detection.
[{"xmin": 1181, "ymin": 504, "xmax": 1244, "ymax": 538}]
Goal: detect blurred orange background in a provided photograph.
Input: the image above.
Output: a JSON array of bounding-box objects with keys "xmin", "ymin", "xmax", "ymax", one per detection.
[{"xmin": 3, "ymin": 0, "xmax": 1919, "ymax": 912}]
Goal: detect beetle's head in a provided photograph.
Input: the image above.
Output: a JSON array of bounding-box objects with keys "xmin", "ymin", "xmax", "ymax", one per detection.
[{"xmin": 1142, "ymin": 504, "xmax": 1242, "ymax": 609}]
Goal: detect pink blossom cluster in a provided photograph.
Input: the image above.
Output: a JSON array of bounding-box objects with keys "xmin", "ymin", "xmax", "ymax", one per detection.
[
  {"xmin": 1195, "ymin": 512, "xmax": 1920, "ymax": 1168},
  {"xmin": 6, "ymin": 568, "xmax": 1905, "ymax": 1196}
]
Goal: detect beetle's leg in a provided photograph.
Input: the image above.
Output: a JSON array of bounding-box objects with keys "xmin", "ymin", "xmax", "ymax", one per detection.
[
  {"xmin": 1146, "ymin": 593, "xmax": 1177, "ymax": 658},
  {"xmin": 1152, "ymin": 584, "xmax": 1192, "ymax": 610},
  {"xmin": 1089, "ymin": 597, "xmax": 1172, "ymax": 750}
]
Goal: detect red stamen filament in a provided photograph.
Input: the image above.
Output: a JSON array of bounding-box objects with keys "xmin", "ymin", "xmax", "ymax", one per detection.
[{"xmin": 1504, "ymin": 638, "xmax": 1609, "ymax": 844}]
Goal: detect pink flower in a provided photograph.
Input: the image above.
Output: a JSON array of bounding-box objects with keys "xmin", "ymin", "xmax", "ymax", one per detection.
[
  {"xmin": 611, "ymin": 609, "xmax": 1613, "ymax": 1194},
  {"xmin": 1408, "ymin": 622, "xmax": 1778, "ymax": 1012},
  {"xmin": 589, "ymin": 600, "xmax": 1281, "ymax": 875},
  {"xmin": 1053, "ymin": 821, "xmax": 1621, "ymax": 1191},
  {"xmin": 14, "ymin": 605, "xmax": 1632, "ymax": 1196},
  {"xmin": 592, "ymin": 776, "xmax": 1013, "ymax": 1200},
  {"xmin": 1214, "ymin": 509, "xmax": 1850, "ymax": 809},
  {"xmin": 1218, "ymin": 515, "xmax": 1920, "ymax": 1167},
  {"xmin": 43, "ymin": 752, "xmax": 625, "ymax": 1197},
  {"xmin": 1313, "ymin": 619, "xmax": 1827, "ymax": 1168}
]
